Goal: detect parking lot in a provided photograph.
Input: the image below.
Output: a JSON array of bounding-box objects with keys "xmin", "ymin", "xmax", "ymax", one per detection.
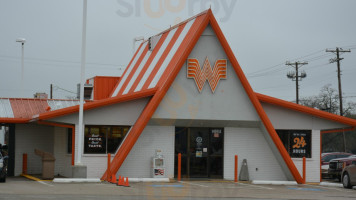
[{"xmin": 0, "ymin": 177, "xmax": 355, "ymax": 200}]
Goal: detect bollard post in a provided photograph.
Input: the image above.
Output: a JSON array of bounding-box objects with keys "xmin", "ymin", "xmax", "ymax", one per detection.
[
  {"xmin": 235, "ymin": 155, "xmax": 238, "ymax": 183},
  {"xmin": 22, "ymin": 153, "xmax": 28, "ymax": 175},
  {"xmin": 303, "ymin": 157, "xmax": 306, "ymax": 184},
  {"xmin": 107, "ymin": 153, "xmax": 111, "ymax": 181},
  {"xmin": 178, "ymin": 153, "xmax": 181, "ymax": 181}
]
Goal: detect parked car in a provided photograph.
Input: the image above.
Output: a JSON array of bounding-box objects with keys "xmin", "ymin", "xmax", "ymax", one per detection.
[
  {"xmin": 328, "ymin": 155, "xmax": 356, "ymax": 181},
  {"xmin": 0, "ymin": 151, "xmax": 7, "ymax": 182},
  {"xmin": 321, "ymin": 152, "xmax": 353, "ymax": 178},
  {"xmin": 341, "ymin": 160, "xmax": 356, "ymax": 188}
]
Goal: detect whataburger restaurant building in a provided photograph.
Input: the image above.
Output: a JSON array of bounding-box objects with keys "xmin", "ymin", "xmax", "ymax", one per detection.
[{"xmin": 1, "ymin": 10, "xmax": 356, "ymax": 184}]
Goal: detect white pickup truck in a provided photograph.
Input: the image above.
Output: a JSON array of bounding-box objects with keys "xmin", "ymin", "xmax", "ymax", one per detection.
[{"xmin": 0, "ymin": 152, "xmax": 7, "ymax": 182}]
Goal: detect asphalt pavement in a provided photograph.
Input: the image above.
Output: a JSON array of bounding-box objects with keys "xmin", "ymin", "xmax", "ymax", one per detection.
[{"xmin": 0, "ymin": 177, "xmax": 355, "ymax": 200}]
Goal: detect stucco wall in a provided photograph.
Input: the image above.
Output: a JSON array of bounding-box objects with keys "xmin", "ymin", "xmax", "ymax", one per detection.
[
  {"xmin": 118, "ymin": 126, "xmax": 175, "ymax": 178},
  {"xmin": 292, "ymin": 130, "xmax": 321, "ymax": 182},
  {"xmin": 15, "ymin": 124, "xmax": 54, "ymax": 176},
  {"xmin": 50, "ymin": 98, "xmax": 149, "ymax": 125},
  {"xmin": 79, "ymin": 126, "xmax": 174, "ymax": 178},
  {"xmin": 262, "ymin": 102, "xmax": 349, "ymax": 182},
  {"xmin": 262, "ymin": 103, "xmax": 348, "ymax": 130},
  {"xmin": 53, "ymin": 126, "xmax": 72, "ymax": 177},
  {"xmin": 153, "ymin": 25, "xmax": 259, "ymax": 123},
  {"xmin": 224, "ymin": 127, "xmax": 287, "ymax": 181}
]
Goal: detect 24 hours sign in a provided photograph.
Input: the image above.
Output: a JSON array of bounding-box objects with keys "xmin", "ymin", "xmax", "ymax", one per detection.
[{"xmin": 290, "ymin": 131, "xmax": 311, "ymax": 158}]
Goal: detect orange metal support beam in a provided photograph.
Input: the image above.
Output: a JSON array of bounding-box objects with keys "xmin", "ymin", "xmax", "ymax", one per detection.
[
  {"xmin": 303, "ymin": 157, "xmax": 306, "ymax": 184},
  {"xmin": 235, "ymin": 155, "xmax": 238, "ymax": 183},
  {"xmin": 107, "ymin": 153, "xmax": 111, "ymax": 182},
  {"xmin": 320, "ymin": 127, "xmax": 355, "ymax": 181},
  {"xmin": 178, "ymin": 153, "xmax": 181, "ymax": 181},
  {"xmin": 22, "ymin": 153, "xmax": 27, "ymax": 174},
  {"xmin": 320, "ymin": 127, "xmax": 355, "ymax": 134}
]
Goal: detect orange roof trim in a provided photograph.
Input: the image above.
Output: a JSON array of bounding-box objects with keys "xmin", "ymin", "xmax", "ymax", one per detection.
[
  {"xmin": 0, "ymin": 118, "xmax": 30, "ymax": 123},
  {"xmin": 38, "ymin": 88, "xmax": 157, "ymax": 120},
  {"xmin": 256, "ymin": 93, "xmax": 356, "ymax": 126}
]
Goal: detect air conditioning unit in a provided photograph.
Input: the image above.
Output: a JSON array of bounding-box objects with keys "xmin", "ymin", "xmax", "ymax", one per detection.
[{"xmin": 77, "ymin": 83, "xmax": 93, "ymax": 100}]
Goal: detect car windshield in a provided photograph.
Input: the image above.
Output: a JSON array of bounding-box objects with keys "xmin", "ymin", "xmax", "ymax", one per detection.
[{"xmin": 323, "ymin": 155, "xmax": 336, "ymax": 162}]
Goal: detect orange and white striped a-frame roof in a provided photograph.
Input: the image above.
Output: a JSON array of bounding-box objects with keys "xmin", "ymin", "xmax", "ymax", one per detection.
[
  {"xmin": 103, "ymin": 9, "xmax": 305, "ymax": 184},
  {"xmin": 110, "ymin": 11, "xmax": 209, "ymax": 97}
]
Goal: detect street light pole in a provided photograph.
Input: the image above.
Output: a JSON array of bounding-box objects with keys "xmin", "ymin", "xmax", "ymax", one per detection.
[
  {"xmin": 16, "ymin": 38, "xmax": 26, "ymax": 96},
  {"xmin": 77, "ymin": 0, "xmax": 87, "ymax": 165}
]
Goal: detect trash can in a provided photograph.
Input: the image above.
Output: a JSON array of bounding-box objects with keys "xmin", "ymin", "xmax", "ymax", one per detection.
[{"xmin": 34, "ymin": 149, "xmax": 55, "ymax": 179}]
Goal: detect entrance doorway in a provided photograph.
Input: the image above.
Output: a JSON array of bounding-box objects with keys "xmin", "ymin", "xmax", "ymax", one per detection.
[{"xmin": 174, "ymin": 127, "xmax": 224, "ymax": 179}]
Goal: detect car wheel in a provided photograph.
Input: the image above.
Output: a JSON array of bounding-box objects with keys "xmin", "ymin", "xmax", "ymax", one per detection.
[
  {"xmin": 343, "ymin": 173, "xmax": 351, "ymax": 189},
  {"xmin": 0, "ymin": 176, "xmax": 5, "ymax": 183}
]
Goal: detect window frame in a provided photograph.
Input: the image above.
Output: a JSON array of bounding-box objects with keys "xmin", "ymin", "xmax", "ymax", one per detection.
[{"xmin": 84, "ymin": 125, "xmax": 130, "ymax": 154}]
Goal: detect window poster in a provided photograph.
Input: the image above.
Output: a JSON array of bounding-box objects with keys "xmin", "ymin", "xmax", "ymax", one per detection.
[
  {"xmin": 289, "ymin": 130, "xmax": 311, "ymax": 158},
  {"xmin": 87, "ymin": 127, "xmax": 103, "ymax": 149}
]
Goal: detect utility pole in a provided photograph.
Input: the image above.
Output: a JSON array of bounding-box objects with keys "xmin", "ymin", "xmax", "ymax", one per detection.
[
  {"xmin": 286, "ymin": 61, "xmax": 308, "ymax": 104},
  {"xmin": 50, "ymin": 84, "xmax": 53, "ymax": 99},
  {"xmin": 326, "ymin": 47, "xmax": 351, "ymax": 116}
]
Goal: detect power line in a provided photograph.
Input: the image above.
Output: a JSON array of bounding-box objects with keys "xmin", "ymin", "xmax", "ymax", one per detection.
[
  {"xmin": 0, "ymin": 54, "xmax": 126, "ymax": 68},
  {"xmin": 247, "ymin": 51, "xmax": 331, "ymax": 78},
  {"xmin": 53, "ymin": 85, "xmax": 77, "ymax": 94}
]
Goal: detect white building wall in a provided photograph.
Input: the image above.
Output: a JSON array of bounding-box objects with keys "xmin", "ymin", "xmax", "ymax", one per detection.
[
  {"xmin": 118, "ymin": 126, "xmax": 175, "ymax": 178},
  {"xmin": 292, "ymin": 130, "xmax": 321, "ymax": 182},
  {"xmin": 224, "ymin": 127, "xmax": 287, "ymax": 181},
  {"xmin": 79, "ymin": 126, "xmax": 174, "ymax": 178},
  {"xmin": 15, "ymin": 124, "xmax": 54, "ymax": 176},
  {"xmin": 0, "ymin": 126, "xmax": 5, "ymax": 145},
  {"xmin": 262, "ymin": 103, "xmax": 333, "ymax": 182},
  {"xmin": 53, "ymin": 127, "xmax": 72, "ymax": 177}
]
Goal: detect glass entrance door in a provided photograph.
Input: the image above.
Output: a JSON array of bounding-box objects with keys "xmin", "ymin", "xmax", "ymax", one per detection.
[
  {"xmin": 175, "ymin": 127, "xmax": 224, "ymax": 179},
  {"xmin": 189, "ymin": 128, "xmax": 209, "ymax": 178}
]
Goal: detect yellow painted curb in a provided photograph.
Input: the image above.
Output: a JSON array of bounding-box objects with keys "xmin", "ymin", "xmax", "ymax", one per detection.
[
  {"xmin": 306, "ymin": 182, "xmax": 321, "ymax": 185},
  {"xmin": 20, "ymin": 174, "xmax": 52, "ymax": 182}
]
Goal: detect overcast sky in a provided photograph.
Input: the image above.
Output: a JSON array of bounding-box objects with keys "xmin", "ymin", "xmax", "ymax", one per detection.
[{"xmin": 0, "ymin": 0, "xmax": 355, "ymax": 102}]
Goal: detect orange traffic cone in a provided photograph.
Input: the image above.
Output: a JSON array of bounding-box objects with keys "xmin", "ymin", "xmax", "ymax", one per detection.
[
  {"xmin": 111, "ymin": 174, "xmax": 117, "ymax": 184},
  {"xmin": 117, "ymin": 176, "xmax": 122, "ymax": 186},
  {"xmin": 120, "ymin": 176, "xmax": 125, "ymax": 186},
  {"xmin": 124, "ymin": 177, "xmax": 130, "ymax": 187}
]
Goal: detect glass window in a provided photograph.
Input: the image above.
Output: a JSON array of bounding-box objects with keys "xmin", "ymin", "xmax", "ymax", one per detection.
[
  {"xmin": 84, "ymin": 125, "xmax": 130, "ymax": 154},
  {"xmin": 276, "ymin": 130, "xmax": 312, "ymax": 158},
  {"xmin": 84, "ymin": 126, "xmax": 106, "ymax": 154}
]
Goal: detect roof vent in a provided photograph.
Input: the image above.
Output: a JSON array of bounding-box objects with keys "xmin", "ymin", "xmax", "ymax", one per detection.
[{"xmin": 148, "ymin": 35, "xmax": 161, "ymax": 51}]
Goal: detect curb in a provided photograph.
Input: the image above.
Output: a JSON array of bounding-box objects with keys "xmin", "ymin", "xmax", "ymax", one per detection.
[
  {"xmin": 252, "ymin": 180, "xmax": 298, "ymax": 185},
  {"xmin": 53, "ymin": 178, "xmax": 101, "ymax": 183},
  {"xmin": 127, "ymin": 178, "xmax": 170, "ymax": 183},
  {"xmin": 319, "ymin": 182, "xmax": 343, "ymax": 188}
]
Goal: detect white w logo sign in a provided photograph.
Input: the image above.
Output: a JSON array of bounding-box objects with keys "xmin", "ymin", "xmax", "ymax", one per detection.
[{"xmin": 187, "ymin": 57, "xmax": 227, "ymax": 93}]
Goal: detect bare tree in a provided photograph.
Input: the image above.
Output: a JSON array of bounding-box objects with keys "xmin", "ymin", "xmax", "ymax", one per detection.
[{"xmin": 300, "ymin": 84, "xmax": 355, "ymax": 116}]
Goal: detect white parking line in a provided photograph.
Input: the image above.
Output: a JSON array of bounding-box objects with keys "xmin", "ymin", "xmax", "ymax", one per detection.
[
  {"xmin": 37, "ymin": 181, "xmax": 54, "ymax": 187},
  {"xmin": 179, "ymin": 181, "xmax": 209, "ymax": 187},
  {"xmin": 237, "ymin": 182, "xmax": 273, "ymax": 190},
  {"xmin": 180, "ymin": 181, "xmax": 274, "ymax": 190}
]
